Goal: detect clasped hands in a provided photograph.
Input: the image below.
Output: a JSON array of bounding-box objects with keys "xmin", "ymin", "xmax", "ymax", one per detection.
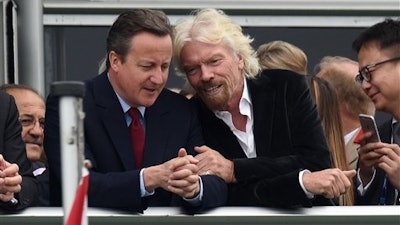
[
  {"xmin": 0, "ymin": 154, "xmax": 22, "ymax": 203},
  {"xmin": 143, "ymin": 145, "xmax": 237, "ymax": 199},
  {"xmin": 143, "ymin": 148, "xmax": 200, "ymax": 199}
]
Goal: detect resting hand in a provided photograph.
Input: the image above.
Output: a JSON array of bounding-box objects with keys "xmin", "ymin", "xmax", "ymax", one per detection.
[
  {"xmin": 0, "ymin": 154, "xmax": 21, "ymax": 202},
  {"xmin": 194, "ymin": 145, "xmax": 236, "ymax": 183},
  {"xmin": 302, "ymin": 168, "xmax": 356, "ymax": 199}
]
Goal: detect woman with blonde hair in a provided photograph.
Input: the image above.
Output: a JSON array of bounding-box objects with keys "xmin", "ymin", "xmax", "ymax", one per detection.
[
  {"xmin": 257, "ymin": 40, "xmax": 308, "ymax": 75},
  {"xmin": 308, "ymin": 75, "xmax": 354, "ymax": 206}
]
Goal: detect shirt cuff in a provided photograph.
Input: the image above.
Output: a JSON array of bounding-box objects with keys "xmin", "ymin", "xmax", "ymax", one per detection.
[
  {"xmin": 356, "ymin": 168, "xmax": 376, "ymax": 196},
  {"xmin": 183, "ymin": 176, "xmax": 203, "ymax": 205},
  {"xmin": 299, "ymin": 169, "xmax": 314, "ymax": 199},
  {"xmin": 140, "ymin": 169, "xmax": 155, "ymax": 197}
]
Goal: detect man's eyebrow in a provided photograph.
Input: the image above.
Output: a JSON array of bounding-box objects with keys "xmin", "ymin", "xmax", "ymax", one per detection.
[{"xmin": 19, "ymin": 114, "xmax": 34, "ymax": 118}]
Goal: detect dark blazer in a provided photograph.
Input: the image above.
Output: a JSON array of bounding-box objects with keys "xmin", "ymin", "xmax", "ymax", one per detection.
[
  {"xmin": 193, "ymin": 69, "xmax": 332, "ymax": 207},
  {"xmin": 0, "ymin": 91, "xmax": 38, "ymax": 211},
  {"xmin": 355, "ymin": 119, "xmax": 400, "ymax": 205},
  {"xmin": 31, "ymin": 162, "xmax": 49, "ymax": 206},
  {"xmin": 44, "ymin": 72, "xmax": 226, "ymax": 212}
]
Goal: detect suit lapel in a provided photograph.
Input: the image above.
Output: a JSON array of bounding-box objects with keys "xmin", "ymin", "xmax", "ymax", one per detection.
[
  {"xmin": 248, "ymin": 76, "xmax": 275, "ymax": 157},
  {"xmin": 93, "ymin": 74, "xmax": 135, "ymax": 170},
  {"xmin": 141, "ymin": 90, "xmax": 170, "ymax": 167},
  {"xmin": 378, "ymin": 119, "xmax": 393, "ymax": 144},
  {"xmin": 378, "ymin": 118, "xmax": 399, "ymax": 205}
]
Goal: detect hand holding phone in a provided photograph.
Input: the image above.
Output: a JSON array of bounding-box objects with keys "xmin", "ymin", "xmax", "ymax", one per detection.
[{"xmin": 359, "ymin": 114, "xmax": 381, "ymax": 143}]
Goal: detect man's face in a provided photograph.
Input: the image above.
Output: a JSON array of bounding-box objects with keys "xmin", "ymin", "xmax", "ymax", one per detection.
[
  {"xmin": 180, "ymin": 41, "xmax": 244, "ymax": 111},
  {"xmin": 358, "ymin": 41, "xmax": 400, "ymax": 114},
  {"xmin": 8, "ymin": 89, "xmax": 45, "ymax": 162},
  {"xmin": 109, "ymin": 32, "xmax": 172, "ymax": 108}
]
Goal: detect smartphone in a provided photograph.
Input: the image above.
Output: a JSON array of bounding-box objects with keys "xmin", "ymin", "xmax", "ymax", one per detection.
[{"xmin": 359, "ymin": 114, "xmax": 381, "ymax": 143}]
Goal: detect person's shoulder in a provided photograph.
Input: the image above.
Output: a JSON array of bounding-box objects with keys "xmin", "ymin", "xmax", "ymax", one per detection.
[
  {"xmin": 0, "ymin": 89, "xmax": 12, "ymax": 101},
  {"xmin": 84, "ymin": 72, "xmax": 107, "ymax": 88},
  {"xmin": 260, "ymin": 69, "xmax": 304, "ymax": 81},
  {"xmin": 252, "ymin": 69, "xmax": 305, "ymax": 87},
  {"xmin": 157, "ymin": 88, "xmax": 191, "ymax": 105},
  {"xmin": 149, "ymin": 88, "xmax": 197, "ymax": 115},
  {"xmin": 0, "ymin": 90, "xmax": 15, "ymax": 111}
]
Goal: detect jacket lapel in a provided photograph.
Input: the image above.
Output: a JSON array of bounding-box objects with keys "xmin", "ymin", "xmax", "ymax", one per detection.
[
  {"xmin": 247, "ymin": 75, "xmax": 275, "ymax": 157},
  {"xmin": 141, "ymin": 90, "xmax": 170, "ymax": 167},
  {"xmin": 93, "ymin": 73, "xmax": 135, "ymax": 170}
]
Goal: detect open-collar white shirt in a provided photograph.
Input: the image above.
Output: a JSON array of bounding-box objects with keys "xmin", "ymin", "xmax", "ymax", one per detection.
[{"xmin": 214, "ymin": 78, "xmax": 256, "ymax": 158}]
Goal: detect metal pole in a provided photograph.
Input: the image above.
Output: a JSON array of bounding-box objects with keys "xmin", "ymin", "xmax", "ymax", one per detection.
[
  {"xmin": 14, "ymin": 0, "xmax": 45, "ymax": 96},
  {"xmin": 50, "ymin": 81, "xmax": 85, "ymax": 224}
]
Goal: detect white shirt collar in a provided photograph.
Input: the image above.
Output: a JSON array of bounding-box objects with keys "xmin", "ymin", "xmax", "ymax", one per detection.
[{"xmin": 214, "ymin": 77, "xmax": 256, "ymax": 158}]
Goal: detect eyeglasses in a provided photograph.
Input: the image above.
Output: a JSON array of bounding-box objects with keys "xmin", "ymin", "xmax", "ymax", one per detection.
[
  {"xmin": 19, "ymin": 116, "xmax": 45, "ymax": 130},
  {"xmin": 355, "ymin": 56, "xmax": 400, "ymax": 85}
]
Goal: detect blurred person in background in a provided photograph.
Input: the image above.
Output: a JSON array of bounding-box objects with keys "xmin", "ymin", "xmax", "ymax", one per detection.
[
  {"xmin": 307, "ymin": 76, "xmax": 355, "ymax": 205},
  {"xmin": 0, "ymin": 90, "xmax": 38, "ymax": 211},
  {"xmin": 314, "ymin": 56, "xmax": 375, "ymax": 170},
  {"xmin": 257, "ymin": 40, "xmax": 308, "ymax": 75},
  {"xmin": 1, "ymin": 84, "xmax": 49, "ymax": 206}
]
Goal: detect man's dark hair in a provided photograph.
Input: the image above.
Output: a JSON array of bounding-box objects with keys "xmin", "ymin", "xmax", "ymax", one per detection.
[
  {"xmin": 352, "ymin": 18, "xmax": 400, "ymax": 56},
  {"xmin": 105, "ymin": 9, "xmax": 173, "ymax": 69}
]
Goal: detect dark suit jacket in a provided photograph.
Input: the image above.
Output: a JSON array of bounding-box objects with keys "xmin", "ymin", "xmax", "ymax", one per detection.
[
  {"xmin": 44, "ymin": 72, "xmax": 226, "ymax": 211},
  {"xmin": 31, "ymin": 162, "xmax": 49, "ymax": 206},
  {"xmin": 193, "ymin": 69, "xmax": 332, "ymax": 208},
  {"xmin": 355, "ymin": 119, "xmax": 400, "ymax": 205},
  {"xmin": 0, "ymin": 91, "xmax": 38, "ymax": 211}
]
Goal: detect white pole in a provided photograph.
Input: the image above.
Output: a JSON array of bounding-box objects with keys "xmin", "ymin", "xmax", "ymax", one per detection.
[
  {"xmin": 51, "ymin": 81, "xmax": 85, "ymax": 225},
  {"xmin": 60, "ymin": 96, "xmax": 79, "ymax": 223}
]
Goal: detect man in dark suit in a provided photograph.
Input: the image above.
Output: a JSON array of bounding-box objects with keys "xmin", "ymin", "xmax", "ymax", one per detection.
[
  {"xmin": 353, "ymin": 18, "xmax": 400, "ymax": 205},
  {"xmin": 44, "ymin": 9, "xmax": 226, "ymax": 212},
  {"xmin": 172, "ymin": 8, "xmax": 355, "ymax": 207},
  {"xmin": 0, "ymin": 90, "xmax": 38, "ymax": 210},
  {"xmin": 1, "ymin": 84, "xmax": 49, "ymax": 206}
]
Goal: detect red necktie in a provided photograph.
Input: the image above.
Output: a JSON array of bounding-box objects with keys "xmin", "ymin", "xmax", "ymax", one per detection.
[{"xmin": 128, "ymin": 108, "xmax": 145, "ymax": 169}]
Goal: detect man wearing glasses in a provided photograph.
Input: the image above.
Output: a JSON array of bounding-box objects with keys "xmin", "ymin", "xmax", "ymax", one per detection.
[
  {"xmin": 0, "ymin": 90, "xmax": 38, "ymax": 210},
  {"xmin": 352, "ymin": 18, "xmax": 400, "ymax": 205},
  {"xmin": 1, "ymin": 84, "xmax": 49, "ymax": 206}
]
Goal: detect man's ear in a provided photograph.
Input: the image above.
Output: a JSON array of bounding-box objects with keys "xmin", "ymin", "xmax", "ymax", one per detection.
[{"xmin": 109, "ymin": 51, "xmax": 121, "ymax": 72}]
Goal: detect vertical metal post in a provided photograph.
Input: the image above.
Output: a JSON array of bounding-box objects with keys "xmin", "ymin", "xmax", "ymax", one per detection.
[
  {"xmin": 14, "ymin": 0, "xmax": 45, "ymax": 96},
  {"xmin": 50, "ymin": 81, "xmax": 85, "ymax": 224}
]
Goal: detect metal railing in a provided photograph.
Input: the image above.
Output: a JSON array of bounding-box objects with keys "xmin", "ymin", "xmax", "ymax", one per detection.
[{"xmin": 1, "ymin": 206, "xmax": 399, "ymax": 225}]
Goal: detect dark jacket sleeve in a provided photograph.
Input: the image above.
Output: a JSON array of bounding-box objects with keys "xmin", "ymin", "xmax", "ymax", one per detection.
[
  {"xmin": 0, "ymin": 92, "xmax": 38, "ymax": 211},
  {"xmin": 181, "ymin": 175, "xmax": 227, "ymax": 213}
]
